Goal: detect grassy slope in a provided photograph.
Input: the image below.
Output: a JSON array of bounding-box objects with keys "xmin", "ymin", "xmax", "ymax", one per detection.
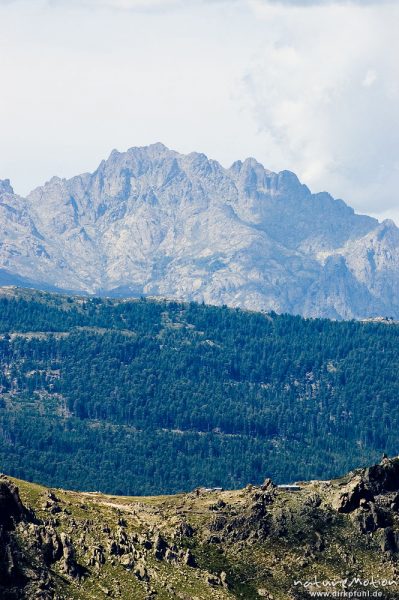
[{"xmin": 6, "ymin": 463, "xmax": 399, "ymax": 600}]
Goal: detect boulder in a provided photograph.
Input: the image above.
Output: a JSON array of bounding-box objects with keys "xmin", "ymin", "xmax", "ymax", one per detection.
[
  {"xmin": 59, "ymin": 533, "xmax": 85, "ymax": 579},
  {"xmin": 164, "ymin": 548, "xmax": 178, "ymax": 563},
  {"xmin": 134, "ymin": 560, "xmax": 149, "ymax": 581},
  {"xmin": 153, "ymin": 533, "xmax": 168, "ymax": 560},
  {"xmin": 205, "ymin": 573, "xmax": 222, "ymax": 587},
  {"xmin": 88, "ymin": 545, "xmax": 106, "ymax": 568},
  {"xmin": 364, "ymin": 458, "xmax": 399, "ymax": 494},
  {"xmin": 332, "ymin": 478, "xmax": 374, "ymax": 513},
  {"xmin": 175, "ymin": 521, "xmax": 194, "ymax": 538},
  {"xmin": 119, "ymin": 553, "xmax": 135, "ymax": 569},
  {"xmin": 39, "ymin": 527, "xmax": 63, "ymax": 565},
  {"xmin": 374, "ymin": 527, "xmax": 398, "ymax": 554},
  {"xmin": 181, "ymin": 548, "xmax": 197, "ymax": 567}
]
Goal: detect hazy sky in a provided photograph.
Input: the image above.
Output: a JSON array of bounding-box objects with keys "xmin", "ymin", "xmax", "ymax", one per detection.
[{"xmin": 0, "ymin": 0, "xmax": 398, "ymax": 223}]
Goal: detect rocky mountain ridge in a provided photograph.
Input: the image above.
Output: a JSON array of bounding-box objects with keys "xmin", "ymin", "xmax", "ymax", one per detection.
[
  {"xmin": 1, "ymin": 143, "xmax": 398, "ymax": 319},
  {"xmin": 3, "ymin": 456, "xmax": 399, "ymax": 599}
]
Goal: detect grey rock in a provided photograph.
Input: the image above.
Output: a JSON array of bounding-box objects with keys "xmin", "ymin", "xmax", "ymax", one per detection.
[
  {"xmin": 0, "ymin": 479, "xmax": 26, "ymax": 528},
  {"xmin": 332, "ymin": 479, "xmax": 374, "ymax": 513},
  {"xmin": 119, "ymin": 553, "xmax": 135, "ymax": 569},
  {"xmin": 181, "ymin": 548, "xmax": 196, "ymax": 567},
  {"xmin": 88, "ymin": 545, "xmax": 106, "ymax": 568},
  {"xmin": 164, "ymin": 548, "xmax": 178, "ymax": 563},
  {"xmin": 59, "ymin": 533, "xmax": 84, "ymax": 579},
  {"xmin": 174, "ymin": 521, "xmax": 194, "ymax": 539},
  {"xmin": 0, "ymin": 144, "xmax": 398, "ymax": 319},
  {"xmin": 205, "ymin": 572, "xmax": 222, "ymax": 587},
  {"xmin": 0, "ymin": 179, "xmax": 14, "ymax": 195},
  {"xmin": 133, "ymin": 560, "xmax": 149, "ymax": 581}
]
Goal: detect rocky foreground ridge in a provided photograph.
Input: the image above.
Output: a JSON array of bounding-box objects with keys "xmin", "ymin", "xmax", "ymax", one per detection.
[
  {"xmin": 3, "ymin": 458, "xmax": 399, "ymax": 599},
  {"xmin": 1, "ymin": 143, "xmax": 399, "ymax": 319}
]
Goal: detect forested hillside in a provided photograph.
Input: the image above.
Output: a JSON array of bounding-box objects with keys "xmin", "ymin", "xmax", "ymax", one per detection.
[{"xmin": 0, "ymin": 287, "xmax": 398, "ymax": 494}]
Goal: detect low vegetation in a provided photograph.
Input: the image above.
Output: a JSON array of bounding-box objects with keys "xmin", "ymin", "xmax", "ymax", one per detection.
[{"xmin": 2, "ymin": 456, "xmax": 399, "ymax": 599}]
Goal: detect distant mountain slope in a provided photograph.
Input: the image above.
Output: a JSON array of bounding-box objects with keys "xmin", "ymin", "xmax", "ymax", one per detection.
[
  {"xmin": 1, "ymin": 144, "xmax": 398, "ymax": 319},
  {"xmin": 1, "ymin": 288, "xmax": 399, "ymax": 495}
]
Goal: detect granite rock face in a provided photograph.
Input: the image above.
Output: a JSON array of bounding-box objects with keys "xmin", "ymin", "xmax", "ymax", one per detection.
[{"xmin": 1, "ymin": 143, "xmax": 398, "ymax": 319}]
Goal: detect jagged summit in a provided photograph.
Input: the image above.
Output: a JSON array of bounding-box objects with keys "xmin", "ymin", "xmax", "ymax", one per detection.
[
  {"xmin": 0, "ymin": 178, "xmax": 14, "ymax": 196},
  {"xmin": 0, "ymin": 143, "xmax": 398, "ymax": 319}
]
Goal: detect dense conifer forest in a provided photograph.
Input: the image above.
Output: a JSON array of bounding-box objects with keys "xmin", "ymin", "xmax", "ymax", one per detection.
[{"xmin": 0, "ymin": 288, "xmax": 398, "ymax": 494}]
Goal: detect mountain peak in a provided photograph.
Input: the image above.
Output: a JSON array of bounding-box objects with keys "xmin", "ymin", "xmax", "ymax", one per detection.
[
  {"xmin": 0, "ymin": 145, "xmax": 397, "ymax": 319},
  {"xmin": 126, "ymin": 141, "xmax": 174, "ymax": 157},
  {"xmin": 275, "ymin": 169, "xmax": 310, "ymax": 195},
  {"xmin": 147, "ymin": 141, "xmax": 169, "ymax": 152},
  {"xmin": 374, "ymin": 218, "xmax": 399, "ymax": 242},
  {"xmin": 104, "ymin": 143, "xmax": 176, "ymax": 165},
  {"xmin": 0, "ymin": 179, "xmax": 14, "ymax": 196},
  {"xmin": 229, "ymin": 156, "xmax": 272, "ymax": 175},
  {"xmin": 242, "ymin": 156, "xmax": 263, "ymax": 168},
  {"xmin": 381, "ymin": 218, "xmax": 398, "ymax": 229}
]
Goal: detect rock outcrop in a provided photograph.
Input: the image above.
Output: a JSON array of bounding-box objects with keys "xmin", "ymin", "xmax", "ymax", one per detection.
[
  {"xmin": 0, "ymin": 478, "xmax": 26, "ymax": 528},
  {"xmin": 0, "ymin": 475, "xmax": 85, "ymax": 599},
  {"xmin": 3, "ymin": 457, "xmax": 399, "ymax": 598}
]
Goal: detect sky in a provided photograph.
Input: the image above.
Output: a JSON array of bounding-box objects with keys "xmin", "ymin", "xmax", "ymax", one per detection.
[{"xmin": 0, "ymin": 0, "xmax": 398, "ymax": 224}]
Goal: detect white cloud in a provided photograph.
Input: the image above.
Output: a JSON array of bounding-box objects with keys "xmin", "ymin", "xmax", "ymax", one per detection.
[
  {"xmin": 51, "ymin": 0, "xmax": 192, "ymax": 10},
  {"xmin": 0, "ymin": 0, "xmax": 231, "ymax": 9},
  {"xmin": 0, "ymin": 0, "xmax": 389, "ymax": 5},
  {"xmin": 241, "ymin": 1, "xmax": 399, "ymax": 218},
  {"xmin": 257, "ymin": 0, "xmax": 393, "ymax": 5},
  {"xmin": 362, "ymin": 69, "xmax": 377, "ymax": 88}
]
